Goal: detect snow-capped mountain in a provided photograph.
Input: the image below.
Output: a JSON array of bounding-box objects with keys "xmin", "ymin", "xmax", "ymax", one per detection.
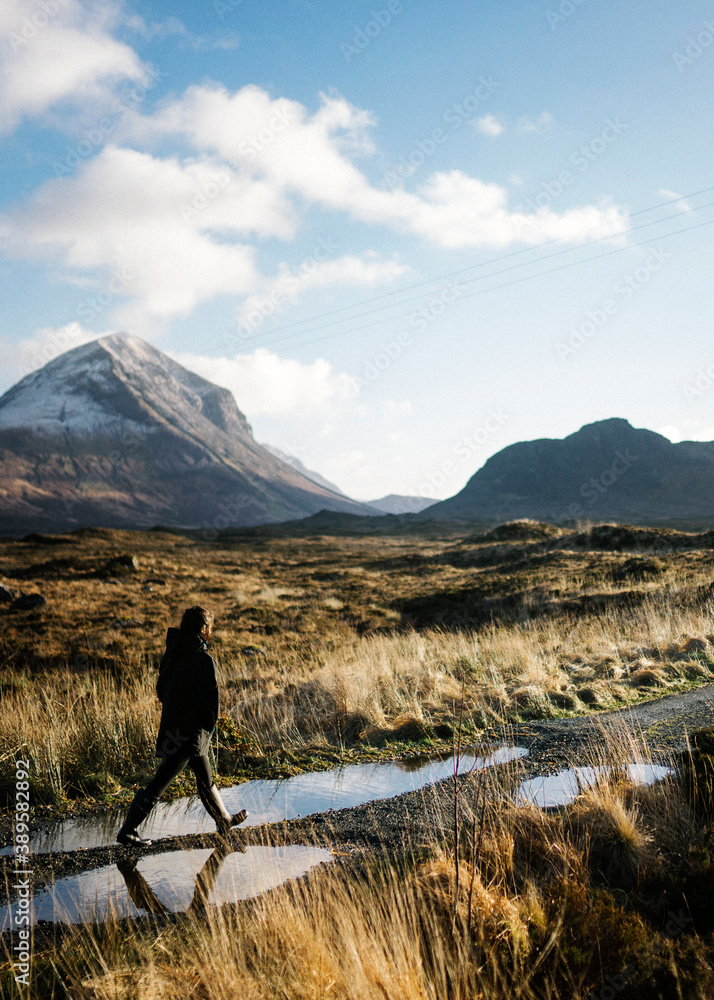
[{"xmin": 0, "ymin": 333, "xmax": 374, "ymax": 534}]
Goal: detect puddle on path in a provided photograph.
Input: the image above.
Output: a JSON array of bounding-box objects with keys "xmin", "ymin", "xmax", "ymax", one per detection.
[
  {"xmin": 0, "ymin": 844, "xmax": 334, "ymax": 928},
  {"xmin": 517, "ymin": 763, "xmax": 672, "ymax": 809},
  {"xmin": 1, "ymin": 746, "xmax": 527, "ymax": 857}
]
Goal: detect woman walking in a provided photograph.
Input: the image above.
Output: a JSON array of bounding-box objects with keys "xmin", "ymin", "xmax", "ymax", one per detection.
[{"xmin": 118, "ymin": 606, "xmax": 247, "ymax": 846}]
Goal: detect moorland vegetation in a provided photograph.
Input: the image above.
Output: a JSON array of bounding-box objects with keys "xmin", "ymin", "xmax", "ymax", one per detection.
[{"xmin": 4, "ymin": 518, "xmax": 714, "ymax": 998}]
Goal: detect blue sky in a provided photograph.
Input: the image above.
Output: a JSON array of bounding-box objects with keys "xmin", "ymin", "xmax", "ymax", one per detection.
[{"xmin": 1, "ymin": 0, "xmax": 713, "ymax": 500}]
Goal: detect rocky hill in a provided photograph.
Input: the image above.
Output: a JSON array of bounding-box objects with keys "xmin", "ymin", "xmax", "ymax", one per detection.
[
  {"xmin": 423, "ymin": 418, "xmax": 714, "ymax": 524},
  {"xmin": 0, "ymin": 333, "xmax": 373, "ymax": 534}
]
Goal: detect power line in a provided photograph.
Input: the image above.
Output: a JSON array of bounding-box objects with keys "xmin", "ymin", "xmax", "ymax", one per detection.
[
  {"xmin": 244, "ymin": 183, "xmax": 714, "ymax": 339},
  {"xmin": 250, "ymin": 199, "xmax": 714, "ymax": 352},
  {"xmin": 288, "ymin": 214, "xmax": 714, "ymax": 351}
]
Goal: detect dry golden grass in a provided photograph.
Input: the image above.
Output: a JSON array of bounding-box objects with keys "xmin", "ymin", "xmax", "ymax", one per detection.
[
  {"xmin": 8, "ymin": 732, "xmax": 714, "ymax": 999},
  {"xmin": 3, "ymin": 522, "xmax": 714, "ymax": 805},
  {"xmin": 6, "ymin": 523, "xmax": 714, "ymax": 997}
]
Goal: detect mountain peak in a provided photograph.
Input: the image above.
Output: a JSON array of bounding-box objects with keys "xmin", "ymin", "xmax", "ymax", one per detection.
[
  {"xmin": 0, "ymin": 333, "xmax": 374, "ymax": 533},
  {"xmin": 0, "ymin": 332, "xmax": 253, "ymax": 441},
  {"xmin": 424, "ymin": 418, "xmax": 714, "ymax": 524},
  {"xmin": 574, "ymin": 417, "xmax": 633, "ymax": 433}
]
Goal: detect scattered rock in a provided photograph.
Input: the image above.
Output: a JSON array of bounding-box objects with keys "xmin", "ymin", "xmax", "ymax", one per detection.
[
  {"xmin": 104, "ymin": 554, "xmax": 139, "ymax": 575},
  {"xmin": 142, "ymin": 584, "xmax": 153, "ymax": 592},
  {"xmin": 0, "ymin": 585, "xmax": 18, "ymax": 603},
  {"xmin": 10, "ymin": 593, "xmax": 47, "ymax": 610},
  {"xmin": 241, "ymin": 644, "xmax": 266, "ymax": 656}
]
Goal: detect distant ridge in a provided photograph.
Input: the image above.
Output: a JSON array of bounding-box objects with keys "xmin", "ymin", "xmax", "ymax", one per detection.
[
  {"xmin": 261, "ymin": 443, "xmax": 349, "ymax": 497},
  {"xmin": 421, "ymin": 418, "xmax": 714, "ymax": 524},
  {"xmin": 366, "ymin": 494, "xmax": 436, "ymax": 515},
  {"xmin": 0, "ymin": 333, "xmax": 375, "ymax": 534}
]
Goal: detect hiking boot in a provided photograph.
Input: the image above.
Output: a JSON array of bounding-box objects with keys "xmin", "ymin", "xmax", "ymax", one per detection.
[
  {"xmin": 198, "ymin": 782, "xmax": 248, "ymax": 833},
  {"xmin": 117, "ymin": 789, "xmax": 154, "ymax": 847},
  {"xmin": 222, "ymin": 809, "xmax": 248, "ymax": 832}
]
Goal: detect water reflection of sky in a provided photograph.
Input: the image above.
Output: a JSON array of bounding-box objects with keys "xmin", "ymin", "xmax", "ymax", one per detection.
[
  {"xmin": 516, "ymin": 763, "xmax": 672, "ymax": 808},
  {"xmin": 1, "ymin": 747, "xmax": 527, "ymax": 856},
  {"xmin": 0, "ymin": 845, "xmax": 335, "ymax": 928}
]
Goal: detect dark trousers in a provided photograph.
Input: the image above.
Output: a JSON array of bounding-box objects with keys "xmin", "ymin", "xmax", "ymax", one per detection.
[{"xmin": 143, "ymin": 753, "xmax": 213, "ymax": 806}]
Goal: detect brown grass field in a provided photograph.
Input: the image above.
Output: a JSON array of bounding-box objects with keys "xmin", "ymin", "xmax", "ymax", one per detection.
[{"xmin": 3, "ymin": 518, "xmax": 714, "ymax": 997}]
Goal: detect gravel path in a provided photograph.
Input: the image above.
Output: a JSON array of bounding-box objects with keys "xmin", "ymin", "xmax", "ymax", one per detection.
[
  {"xmin": 507, "ymin": 680, "xmax": 714, "ymax": 761},
  {"xmin": 2, "ymin": 684, "xmax": 713, "ymax": 911}
]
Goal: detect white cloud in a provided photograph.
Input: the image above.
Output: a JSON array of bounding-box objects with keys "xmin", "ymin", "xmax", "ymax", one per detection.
[
  {"xmin": 518, "ymin": 111, "xmax": 554, "ymax": 134},
  {"xmin": 510, "ymin": 199, "xmax": 628, "ymax": 245},
  {"xmin": 119, "ymin": 85, "xmax": 627, "ymax": 248},
  {"xmin": 124, "ymin": 13, "xmax": 240, "ymax": 50},
  {"xmin": 0, "ymin": 84, "xmax": 629, "ymax": 325},
  {"xmin": 408, "ymin": 171, "xmax": 627, "ymax": 248},
  {"xmin": 475, "ymin": 114, "xmax": 504, "ymax": 137},
  {"xmin": 1, "ymin": 146, "xmax": 285, "ymax": 324},
  {"xmin": 383, "ymin": 399, "xmax": 413, "ymax": 417},
  {"xmin": 0, "ymin": 0, "xmax": 146, "ymax": 134},
  {"xmin": 237, "ymin": 253, "xmax": 409, "ymax": 330},
  {"xmin": 657, "ymin": 188, "xmax": 692, "ymax": 212},
  {"xmin": 657, "ymin": 422, "xmax": 714, "ymax": 443},
  {"xmin": 1, "ymin": 135, "xmax": 409, "ymax": 326},
  {"xmin": 174, "ymin": 348, "xmax": 360, "ymax": 417}
]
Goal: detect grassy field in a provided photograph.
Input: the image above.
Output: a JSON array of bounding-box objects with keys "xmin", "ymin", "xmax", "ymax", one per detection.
[
  {"xmin": 8, "ymin": 729, "xmax": 714, "ymax": 999},
  {"xmin": 2, "ymin": 518, "xmax": 714, "ymax": 809},
  {"xmin": 3, "ymin": 518, "xmax": 714, "ymax": 997}
]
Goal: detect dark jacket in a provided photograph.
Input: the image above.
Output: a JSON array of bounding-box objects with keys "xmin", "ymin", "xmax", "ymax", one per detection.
[{"xmin": 155, "ymin": 627, "xmax": 219, "ymax": 759}]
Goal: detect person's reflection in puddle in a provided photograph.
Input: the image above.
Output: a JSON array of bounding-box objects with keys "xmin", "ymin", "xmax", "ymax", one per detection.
[
  {"xmin": 116, "ymin": 838, "xmax": 247, "ymax": 916},
  {"xmin": 115, "ymin": 856, "xmax": 168, "ymax": 914}
]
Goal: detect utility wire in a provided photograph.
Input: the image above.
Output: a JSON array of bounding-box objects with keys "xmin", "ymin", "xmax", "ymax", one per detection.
[
  {"xmin": 249, "ymin": 201, "xmax": 714, "ymax": 352},
  {"xmin": 288, "ymin": 214, "xmax": 714, "ymax": 351},
  {"xmin": 246, "ymin": 183, "xmax": 714, "ymax": 338}
]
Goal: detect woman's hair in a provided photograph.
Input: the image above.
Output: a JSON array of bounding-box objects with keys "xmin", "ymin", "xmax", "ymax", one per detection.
[{"xmin": 180, "ymin": 606, "xmax": 215, "ymax": 634}]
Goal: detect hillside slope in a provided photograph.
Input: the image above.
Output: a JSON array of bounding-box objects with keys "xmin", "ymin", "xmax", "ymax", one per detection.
[
  {"xmin": 0, "ymin": 333, "xmax": 373, "ymax": 534},
  {"xmin": 424, "ymin": 418, "xmax": 714, "ymax": 524}
]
